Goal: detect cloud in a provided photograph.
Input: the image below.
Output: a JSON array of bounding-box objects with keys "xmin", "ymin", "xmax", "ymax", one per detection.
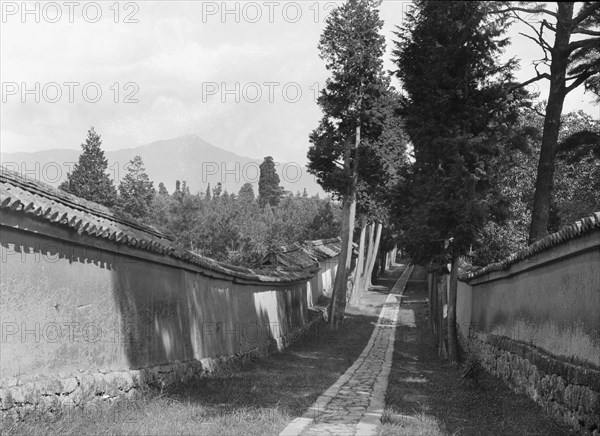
[{"xmin": 1, "ymin": 1, "xmax": 597, "ymax": 161}]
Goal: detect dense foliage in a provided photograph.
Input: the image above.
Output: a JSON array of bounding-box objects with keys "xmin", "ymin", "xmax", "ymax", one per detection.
[
  {"xmin": 474, "ymin": 109, "xmax": 600, "ymax": 266},
  {"xmin": 149, "ymin": 184, "xmax": 341, "ymax": 266},
  {"xmin": 58, "ymin": 128, "xmax": 341, "ymax": 267}
]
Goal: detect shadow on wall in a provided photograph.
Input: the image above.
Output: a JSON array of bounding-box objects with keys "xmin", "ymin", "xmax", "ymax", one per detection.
[
  {"xmin": 0, "ymin": 226, "xmax": 307, "ymax": 379},
  {"xmin": 110, "ymin": 248, "xmax": 309, "ymax": 369}
]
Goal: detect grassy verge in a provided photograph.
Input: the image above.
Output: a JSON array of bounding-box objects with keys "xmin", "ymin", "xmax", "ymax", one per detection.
[
  {"xmin": 380, "ymin": 267, "xmax": 574, "ymax": 436},
  {"xmin": 2, "ymin": 267, "xmax": 401, "ymax": 436}
]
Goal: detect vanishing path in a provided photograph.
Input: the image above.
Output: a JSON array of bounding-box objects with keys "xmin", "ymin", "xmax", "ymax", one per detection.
[{"xmin": 280, "ymin": 263, "xmax": 414, "ymax": 436}]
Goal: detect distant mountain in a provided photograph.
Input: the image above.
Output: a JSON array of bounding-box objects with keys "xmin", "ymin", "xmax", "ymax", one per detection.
[{"xmin": 0, "ymin": 134, "xmax": 324, "ymax": 197}]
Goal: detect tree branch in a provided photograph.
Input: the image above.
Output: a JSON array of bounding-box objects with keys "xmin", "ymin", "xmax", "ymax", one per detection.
[
  {"xmin": 565, "ymin": 73, "xmax": 592, "ymax": 94},
  {"xmin": 566, "ymin": 71, "xmax": 594, "ymax": 82},
  {"xmin": 533, "ymin": 107, "xmax": 546, "ymax": 118},
  {"xmin": 510, "ymin": 72, "xmax": 551, "ymax": 92},
  {"xmin": 541, "ymin": 19, "xmax": 556, "ymax": 33},
  {"xmin": 572, "ymin": 28, "xmax": 600, "ymax": 37},
  {"xmin": 572, "ymin": 3, "xmax": 600, "ymax": 26},
  {"xmin": 494, "ymin": 6, "xmax": 557, "ymax": 18},
  {"xmin": 566, "ymin": 37, "xmax": 600, "ymax": 54},
  {"xmin": 513, "ymin": 12, "xmax": 553, "ymax": 54}
]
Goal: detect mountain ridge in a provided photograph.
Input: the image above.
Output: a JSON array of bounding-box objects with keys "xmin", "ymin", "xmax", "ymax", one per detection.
[{"xmin": 1, "ymin": 134, "xmax": 323, "ymax": 196}]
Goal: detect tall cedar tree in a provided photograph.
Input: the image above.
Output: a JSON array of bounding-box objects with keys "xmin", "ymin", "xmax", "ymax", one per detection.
[
  {"xmin": 307, "ymin": 0, "xmax": 388, "ymax": 328},
  {"xmin": 59, "ymin": 127, "xmax": 117, "ymax": 207},
  {"xmin": 258, "ymin": 156, "xmax": 283, "ymax": 207},
  {"xmin": 496, "ymin": 2, "xmax": 600, "ymax": 242},
  {"xmin": 393, "ymin": 1, "xmax": 526, "ymax": 363},
  {"xmin": 117, "ymin": 155, "xmax": 156, "ymax": 219}
]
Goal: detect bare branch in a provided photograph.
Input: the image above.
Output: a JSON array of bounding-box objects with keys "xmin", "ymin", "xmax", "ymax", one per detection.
[
  {"xmin": 541, "ymin": 19, "xmax": 556, "ymax": 33},
  {"xmin": 533, "ymin": 60, "xmax": 550, "ymax": 76},
  {"xmin": 512, "ymin": 11, "xmax": 553, "ymax": 55},
  {"xmin": 494, "ymin": 6, "xmax": 557, "ymax": 18},
  {"xmin": 510, "ymin": 73, "xmax": 551, "ymax": 92}
]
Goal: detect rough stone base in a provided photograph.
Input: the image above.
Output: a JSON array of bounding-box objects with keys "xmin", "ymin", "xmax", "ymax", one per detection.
[
  {"xmin": 1, "ymin": 310, "xmax": 325, "ymax": 421},
  {"xmin": 466, "ymin": 330, "xmax": 600, "ymax": 434}
]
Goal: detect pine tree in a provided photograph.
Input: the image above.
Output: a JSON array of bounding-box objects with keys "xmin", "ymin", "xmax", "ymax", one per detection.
[
  {"xmin": 116, "ymin": 155, "xmax": 156, "ymax": 219},
  {"xmin": 258, "ymin": 156, "xmax": 284, "ymax": 207},
  {"xmin": 59, "ymin": 127, "xmax": 117, "ymax": 207},
  {"xmin": 494, "ymin": 2, "xmax": 600, "ymax": 242}
]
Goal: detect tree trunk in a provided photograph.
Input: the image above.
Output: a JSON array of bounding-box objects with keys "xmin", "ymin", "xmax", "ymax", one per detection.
[
  {"xmin": 351, "ymin": 221, "xmax": 383, "ymax": 305},
  {"xmin": 447, "ymin": 255, "xmax": 460, "ymax": 364},
  {"xmin": 328, "ymin": 193, "xmax": 356, "ymax": 328},
  {"xmin": 350, "ymin": 218, "xmax": 368, "ymax": 305},
  {"xmin": 427, "ymin": 270, "xmax": 434, "ymax": 331},
  {"xmin": 438, "ymin": 273, "xmax": 448, "ymax": 358},
  {"xmin": 381, "ymin": 248, "xmax": 388, "ymax": 274},
  {"xmin": 328, "ymin": 118, "xmax": 360, "ymax": 328},
  {"xmin": 364, "ymin": 222, "xmax": 383, "ymax": 288},
  {"xmin": 529, "ymin": 3, "xmax": 574, "ymax": 243}
]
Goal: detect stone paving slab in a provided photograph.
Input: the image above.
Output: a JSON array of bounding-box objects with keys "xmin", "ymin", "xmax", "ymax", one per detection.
[{"xmin": 280, "ymin": 264, "xmax": 414, "ymax": 436}]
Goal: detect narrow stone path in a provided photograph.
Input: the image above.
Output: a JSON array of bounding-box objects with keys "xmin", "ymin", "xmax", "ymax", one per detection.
[{"xmin": 280, "ymin": 263, "xmax": 414, "ymax": 436}]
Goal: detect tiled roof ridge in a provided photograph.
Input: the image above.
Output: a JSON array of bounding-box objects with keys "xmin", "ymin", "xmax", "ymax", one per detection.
[
  {"xmin": 0, "ymin": 167, "xmax": 312, "ymax": 284},
  {"xmin": 274, "ymin": 237, "xmax": 342, "ymax": 257},
  {"xmin": 0, "ymin": 166, "xmax": 170, "ymax": 240},
  {"xmin": 304, "ymin": 237, "xmax": 342, "ymax": 246},
  {"xmin": 460, "ymin": 211, "xmax": 600, "ymax": 282}
]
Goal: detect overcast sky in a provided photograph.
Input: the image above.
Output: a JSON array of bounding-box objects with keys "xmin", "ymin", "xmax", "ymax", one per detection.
[{"xmin": 1, "ymin": 1, "xmax": 598, "ymax": 164}]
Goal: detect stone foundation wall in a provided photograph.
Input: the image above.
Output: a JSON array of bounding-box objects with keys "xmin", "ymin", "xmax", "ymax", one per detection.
[
  {"xmin": 467, "ymin": 330, "xmax": 600, "ymax": 433},
  {"xmin": 1, "ymin": 310, "xmax": 325, "ymax": 421}
]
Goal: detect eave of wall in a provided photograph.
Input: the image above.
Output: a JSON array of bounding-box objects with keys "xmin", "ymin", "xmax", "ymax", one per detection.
[
  {"xmin": 465, "ymin": 230, "xmax": 599, "ymax": 287},
  {"xmin": 460, "ymin": 212, "xmax": 600, "ymax": 284}
]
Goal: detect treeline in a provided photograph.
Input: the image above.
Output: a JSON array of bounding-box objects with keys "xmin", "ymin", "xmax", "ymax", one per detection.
[
  {"xmin": 151, "ymin": 180, "xmax": 341, "ymax": 266},
  {"xmin": 59, "ymin": 127, "xmax": 341, "ymax": 267}
]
